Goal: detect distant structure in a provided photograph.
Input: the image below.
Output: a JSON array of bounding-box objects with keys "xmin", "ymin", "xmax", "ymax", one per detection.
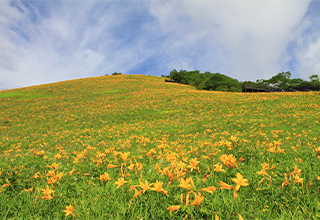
[{"xmin": 242, "ymin": 83, "xmax": 285, "ymax": 92}]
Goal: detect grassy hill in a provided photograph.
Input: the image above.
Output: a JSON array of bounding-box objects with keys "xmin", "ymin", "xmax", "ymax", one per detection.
[{"xmin": 1, "ymin": 75, "xmax": 320, "ymax": 219}]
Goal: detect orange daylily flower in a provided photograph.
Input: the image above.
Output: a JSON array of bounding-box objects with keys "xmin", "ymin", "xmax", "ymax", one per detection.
[
  {"xmin": 40, "ymin": 185, "xmax": 55, "ymax": 200},
  {"xmin": 199, "ymin": 186, "xmax": 216, "ymax": 194},
  {"xmin": 115, "ymin": 178, "xmax": 128, "ymax": 189},
  {"xmin": 119, "ymin": 152, "xmax": 130, "ymax": 162},
  {"xmin": 151, "ymin": 180, "xmax": 168, "ymax": 195},
  {"xmin": 167, "ymin": 205, "xmax": 181, "ymax": 213},
  {"xmin": 231, "ymin": 173, "xmax": 249, "ymax": 191},
  {"xmin": 225, "ymin": 140, "xmax": 233, "ymax": 149},
  {"xmin": 129, "ymin": 185, "xmax": 139, "ymax": 190},
  {"xmin": 261, "ymin": 162, "xmax": 269, "ymax": 170},
  {"xmin": 177, "ymin": 161, "xmax": 187, "ymax": 170},
  {"xmin": 56, "ymin": 172, "xmax": 64, "ymax": 180},
  {"xmin": 41, "ymin": 195, "xmax": 54, "ymax": 200},
  {"xmin": 33, "ymin": 171, "xmax": 41, "ymax": 179},
  {"xmin": 128, "ymin": 163, "xmax": 135, "ymax": 171},
  {"xmin": 256, "ymin": 163, "xmax": 270, "ymax": 176},
  {"xmin": 51, "ymin": 162, "xmax": 59, "ymax": 170},
  {"xmin": 1, "ymin": 183, "xmax": 9, "ymax": 188},
  {"xmin": 100, "ymin": 172, "xmax": 110, "ymax": 182},
  {"xmin": 69, "ymin": 168, "xmax": 75, "ymax": 176},
  {"xmin": 230, "ymin": 136, "xmax": 238, "ymax": 142},
  {"xmin": 219, "ymin": 154, "xmax": 237, "ymax": 168},
  {"xmin": 47, "ymin": 170, "xmax": 56, "ymax": 177},
  {"xmin": 41, "ymin": 185, "xmax": 55, "ymax": 196},
  {"xmin": 291, "ymin": 166, "xmax": 301, "ymax": 175},
  {"xmin": 190, "ymin": 192, "xmax": 204, "ymax": 206},
  {"xmin": 154, "ymin": 163, "xmax": 161, "ymax": 170},
  {"xmin": 136, "ymin": 162, "xmax": 143, "ymax": 171},
  {"xmin": 178, "ymin": 177, "xmax": 195, "ymax": 190},
  {"xmin": 219, "ymin": 181, "xmax": 235, "ymax": 190},
  {"xmin": 22, "ymin": 187, "xmax": 33, "ymax": 193},
  {"xmin": 292, "ymin": 174, "xmax": 304, "ymax": 186},
  {"xmin": 107, "ymin": 164, "xmax": 118, "ymax": 168},
  {"xmin": 256, "ymin": 169, "xmax": 269, "ymax": 177},
  {"xmin": 161, "ymin": 168, "xmax": 174, "ymax": 180},
  {"xmin": 47, "ymin": 177, "xmax": 58, "ymax": 184},
  {"xmin": 213, "ymin": 164, "xmax": 226, "ymax": 172},
  {"xmin": 187, "ymin": 158, "xmax": 200, "ymax": 172},
  {"xmin": 63, "ymin": 204, "xmax": 75, "ymax": 217},
  {"xmin": 139, "ymin": 180, "xmax": 152, "ymax": 193},
  {"xmin": 146, "ymin": 148, "xmax": 156, "ymax": 156}
]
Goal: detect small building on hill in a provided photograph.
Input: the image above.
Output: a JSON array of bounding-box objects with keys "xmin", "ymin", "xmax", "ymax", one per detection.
[
  {"xmin": 242, "ymin": 83, "xmax": 284, "ymax": 92},
  {"xmin": 242, "ymin": 83, "xmax": 269, "ymax": 92}
]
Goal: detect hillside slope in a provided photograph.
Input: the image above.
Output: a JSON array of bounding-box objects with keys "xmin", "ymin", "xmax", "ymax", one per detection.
[{"xmin": 1, "ymin": 75, "xmax": 320, "ymax": 219}]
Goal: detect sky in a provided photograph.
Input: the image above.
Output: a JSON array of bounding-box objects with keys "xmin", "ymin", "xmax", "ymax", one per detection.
[{"xmin": 1, "ymin": 0, "xmax": 320, "ymax": 90}]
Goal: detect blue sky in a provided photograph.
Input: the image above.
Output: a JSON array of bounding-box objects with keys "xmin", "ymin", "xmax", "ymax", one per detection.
[{"xmin": 1, "ymin": 0, "xmax": 320, "ymax": 90}]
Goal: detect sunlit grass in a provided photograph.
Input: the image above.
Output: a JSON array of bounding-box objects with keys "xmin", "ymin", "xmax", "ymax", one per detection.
[{"xmin": 1, "ymin": 75, "xmax": 320, "ymax": 219}]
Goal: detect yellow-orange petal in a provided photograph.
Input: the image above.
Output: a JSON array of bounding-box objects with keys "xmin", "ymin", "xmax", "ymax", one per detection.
[
  {"xmin": 199, "ymin": 186, "xmax": 217, "ymax": 194},
  {"xmin": 41, "ymin": 195, "xmax": 54, "ymax": 200},
  {"xmin": 1, "ymin": 184, "xmax": 9, "ymax": 188},
  {"xmin": 219, "ymin": 181, "xmax": 234, "ymax": 190},
  {"xmin": 107, "ymin": 164, "xmax": 118, "ymax": 168},
  {"xmin": 167, "ymin": 205, "xmax": 181, "ymax": 213}
]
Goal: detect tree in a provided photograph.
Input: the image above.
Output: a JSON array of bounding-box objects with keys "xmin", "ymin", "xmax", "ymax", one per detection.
[
  {"xmin": 309, "ymin": 74, "xmax": 320, "ymax": 86},
  {"xmin": 169, "ymin": 69, "xmax": 187, "ymax": 83},
  {"xmin": 287, "ymin": 78, "xmax": 304, "ymax": 91},
  {"xmin": 203, "ymin": 73, "xmax": 241, "ymax": 91},
  {"xmin": 266, "ymin": 71, "xmax": 291, "ymax": 91}
]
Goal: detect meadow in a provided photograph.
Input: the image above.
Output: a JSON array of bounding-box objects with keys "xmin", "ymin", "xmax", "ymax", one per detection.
[{"xmin": 0, "ymin": 74, "xmax": 320, "ymax": 219}]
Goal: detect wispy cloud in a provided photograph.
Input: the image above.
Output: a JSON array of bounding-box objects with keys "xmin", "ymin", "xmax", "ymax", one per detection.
[
  {"xmin": 0, "ymin": 0, "xmax": 154, "ymax": 89},
  {"xmin": 293, "ymin": 1, "xmax": 320, "ymax": 79},
  {"xmin": 0, "ymin": 0, "xmax": 319, "ymax": 90}
]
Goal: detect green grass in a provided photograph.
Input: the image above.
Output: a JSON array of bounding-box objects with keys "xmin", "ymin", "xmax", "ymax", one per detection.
[{"xmin": 0, "ymin": 92, "xmax": 25, "ymax": 98}]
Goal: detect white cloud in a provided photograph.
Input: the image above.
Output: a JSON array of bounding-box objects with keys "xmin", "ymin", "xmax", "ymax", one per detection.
[
  {"xmin": 296, "ymin": 36, "xmax": 320, "ymax": 78},
  {"xmin": 0, "ymin": 1, "xmax": 153, "ymax": 89},
  {"xmin": 293, "ymin": 8, "xmax": 320, "ymax": 79},
  {"xmin": 150, "ymin": 0, "xmax": 311, "ymax": 81},
  {"xmin": 0, "ymin": 0, "xmax": 23, "ymax": 24}
]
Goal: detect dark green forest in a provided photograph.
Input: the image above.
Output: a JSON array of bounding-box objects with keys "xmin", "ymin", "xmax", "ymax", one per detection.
[{"xmin": 165, "ymin": 69, "xmax": 320, "ymax": 92}]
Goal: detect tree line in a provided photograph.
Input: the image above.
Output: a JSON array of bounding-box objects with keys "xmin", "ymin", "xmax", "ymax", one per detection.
[{"xmin": 166, "ymin": 69, "xmax": 320, "ymax": 92}]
